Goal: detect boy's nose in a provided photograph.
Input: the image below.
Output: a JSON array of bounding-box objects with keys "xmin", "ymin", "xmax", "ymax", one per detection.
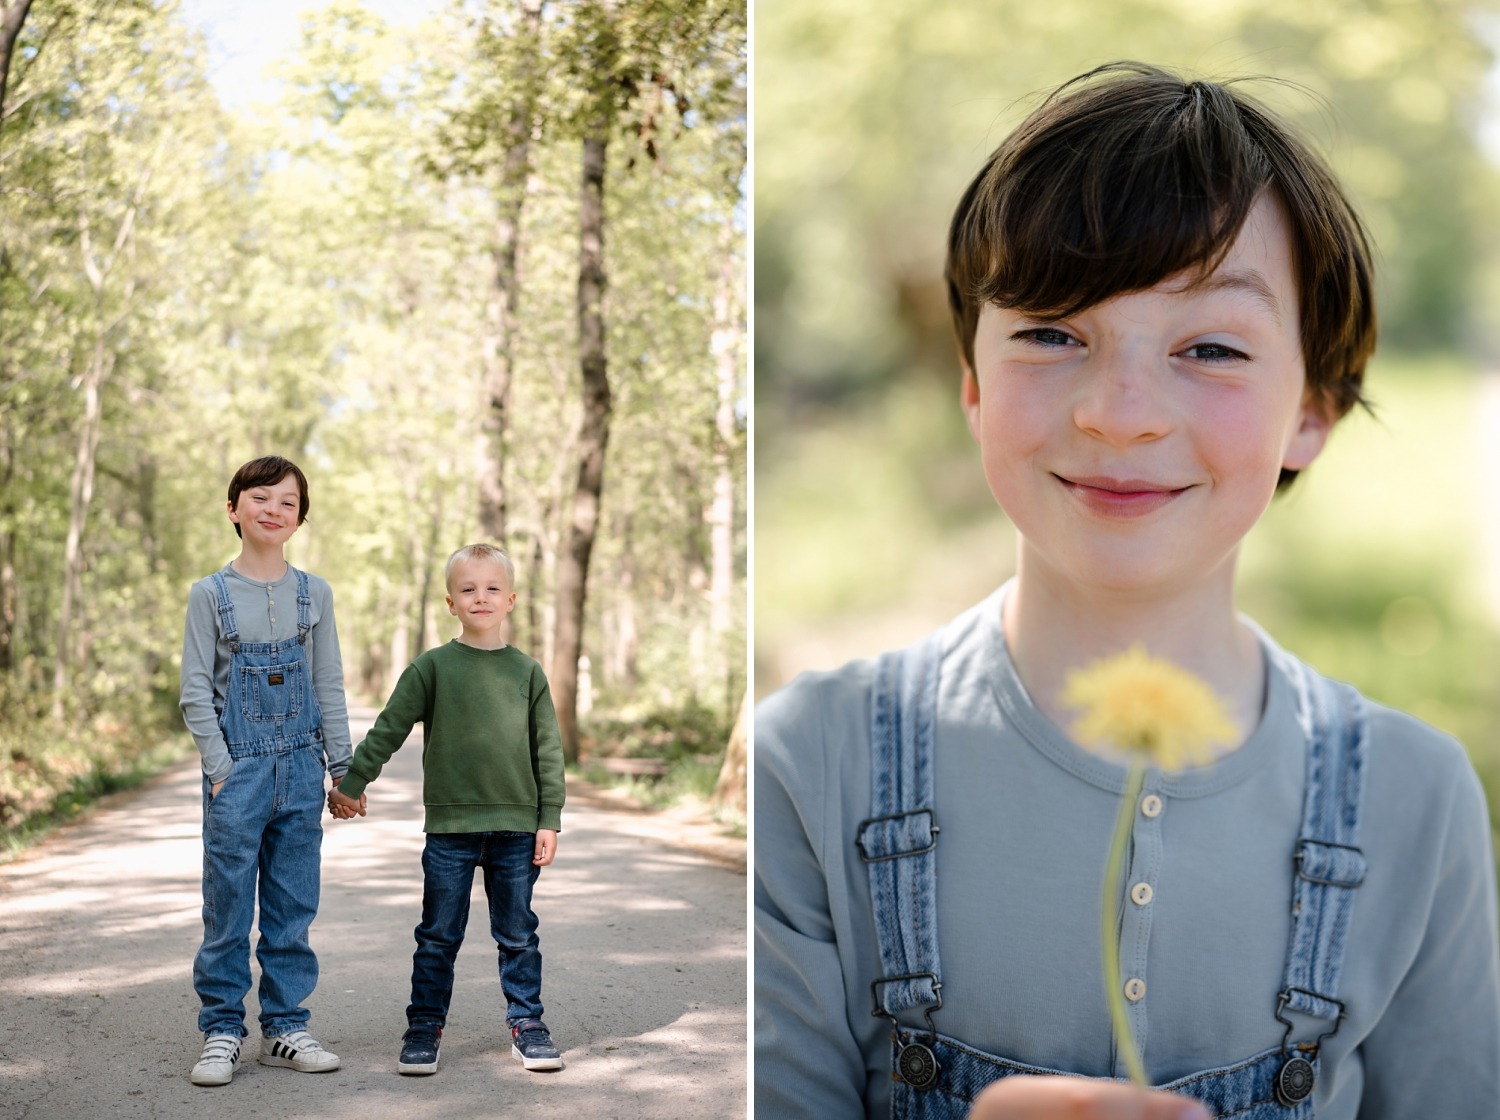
[{"xmin": 1071, "ymin": 350, "xmax": 1173, "ymax": 445}]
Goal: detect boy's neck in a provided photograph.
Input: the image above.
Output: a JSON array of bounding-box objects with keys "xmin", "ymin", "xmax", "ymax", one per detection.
[
  {"xmin": 456, "ymin": 631, "xmax": 508, "ymax": 651},
  {"xmin": 231, "ymin": 541, "xmax": 289, "ymax": 584},
  {"xmin": 1004, "ymin": 560, "xmax": 1265, "ymax": 752}
]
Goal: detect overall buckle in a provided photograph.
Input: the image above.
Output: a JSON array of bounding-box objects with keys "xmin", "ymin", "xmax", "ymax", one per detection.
[
  {"xmin": 1273, "ymin": 988, "xmax": 1345, "ymax": 1106},
  {"xmin": 870, "ymin": 973, "xmax": 943, "ymax": 1092},
  {"xmin": 854, "ymin": 808, "xmax": 939, "ymax": 863}
]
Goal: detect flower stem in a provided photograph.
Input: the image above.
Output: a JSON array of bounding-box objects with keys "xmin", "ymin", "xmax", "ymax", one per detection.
[{"xmin": 1101, "ymin": 759, "xmax": 1149, "ymax": 1087}]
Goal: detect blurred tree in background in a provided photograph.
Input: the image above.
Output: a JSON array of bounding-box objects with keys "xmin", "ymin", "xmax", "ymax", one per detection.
[
  {"xmin": 0, "ymin": 0, "xmax": 746, "ymax": 836},
  {"xmin": 755, "ymin": 0, "xmax": 1500, "ymax": 824}
]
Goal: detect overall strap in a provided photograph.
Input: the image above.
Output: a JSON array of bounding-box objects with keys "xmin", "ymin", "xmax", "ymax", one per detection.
[
  {"xmin": 856, "ymin": 634, "xmax": 943, "ymax": 1025},
  {"xmin": 209, "ymin": 571, "xmax": 241, "ymax": 652},
  {"xmin": 293, "ymin": 568, "xmax": 312, "ymax": 643},
  {"xmin": 1274, "ymin": 650, "xmax": 1368, "ymax": 1046}
]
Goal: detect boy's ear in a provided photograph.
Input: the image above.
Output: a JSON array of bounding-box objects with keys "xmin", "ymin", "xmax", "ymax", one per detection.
[
  {"xmin": 960, "ymin": 361, "xmax": 982, "ymax": 441},
  {"xmin": 1282, "ymin": 391, "xmax": 1335, "ymax": 472},
  {"xmin": 226, "ymin": 500, "xmax": 239, "ymax": 524}
]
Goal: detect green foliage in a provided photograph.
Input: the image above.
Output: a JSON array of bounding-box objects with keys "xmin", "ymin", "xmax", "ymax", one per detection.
[
  {"xmin": 0, "ymin": 680, "xmax": 188, "ymax": 849},
  {"xmin": 573, "ymin": 755, "xmax": 743, "ymax": 833},
  {"xmin": 584, "ymin": 697, "xmax": 731, "ymax": 762}
]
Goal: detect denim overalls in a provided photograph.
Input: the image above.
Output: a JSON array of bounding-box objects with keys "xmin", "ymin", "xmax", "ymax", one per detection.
[
  {"xmin": 856, "ymin": 634, "xmax": 1367, "ymax": 1119},
  {"xmin": 194, "ymin": 567, "xmax": 328, "ymax": 1040}
]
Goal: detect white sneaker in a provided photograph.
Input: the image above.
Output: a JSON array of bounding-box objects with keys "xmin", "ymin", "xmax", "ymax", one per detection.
[
  {"xmin": 259, "ymin": 1029, "xmax": 341, "ymax": 1072},
  {"xmin": 190, "ymin": 1034, "xmax": 242, "ymax": 1086}
]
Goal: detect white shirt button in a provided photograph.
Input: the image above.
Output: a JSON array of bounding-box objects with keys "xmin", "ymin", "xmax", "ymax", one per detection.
[
  {"xmin": 1130, "ymin": 882, "xmax": 1154, "ymax": 906},
  {"xmin": 1124, "ymin": 978, "xmax": 1147, "ymax": 1002},
  {"xmin": 1140, "ymin": 794, "xmax": 1163, "ymax": 819}
]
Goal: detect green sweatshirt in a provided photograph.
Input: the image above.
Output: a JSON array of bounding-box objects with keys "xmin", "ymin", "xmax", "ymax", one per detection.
[{"xmin": 338, "ymin": 640, "xmax": 565, "ymax": 834}]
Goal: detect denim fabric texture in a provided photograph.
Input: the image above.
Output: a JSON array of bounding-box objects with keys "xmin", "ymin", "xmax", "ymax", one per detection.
[
  {"xmin": 194, "ymin": 568, "xmax": 327, "ymax": 1039},
  {"xmin": 407, "ymin": 830, "xmax": 544, "ymax": 1030},
  {"xmin": 861, "ymin": 639, "xmax": 943, "ymax": 1018},
  {"xmin": 866, "ymin": 632, "xmax": 1366, "ymax": 1120}
]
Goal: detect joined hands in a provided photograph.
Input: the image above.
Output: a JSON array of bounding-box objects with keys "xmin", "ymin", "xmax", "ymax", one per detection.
[{"xmin": 327, "ymin": 785, "xmax": 367, "ymax": 820}]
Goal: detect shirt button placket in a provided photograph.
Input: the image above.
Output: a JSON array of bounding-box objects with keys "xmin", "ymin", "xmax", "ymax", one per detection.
[{"xmin": 1119, "ymin": 784, "xmax": 1165, "ymax": 1075}]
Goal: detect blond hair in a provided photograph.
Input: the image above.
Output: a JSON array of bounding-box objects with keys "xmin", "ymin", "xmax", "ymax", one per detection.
[{"xmin": 444, "ymin": 543, "xmax": 515, "ymax": 590}]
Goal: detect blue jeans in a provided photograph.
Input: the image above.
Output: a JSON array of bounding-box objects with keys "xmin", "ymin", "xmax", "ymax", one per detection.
[
  {"xmin": 408, "ymin": 831, "xmax": 544, "ymax": 1029},
  {"xmin": 194, "ymin": 743, "xmax": 325, "ymax": 1038}
]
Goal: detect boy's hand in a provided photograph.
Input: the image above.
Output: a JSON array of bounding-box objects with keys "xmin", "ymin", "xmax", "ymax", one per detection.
[
  {"xmin": 210, "ymin": 780, "xmax": 225, "ymax": 799},
  {"xmin": 968, "ymin": 1076, "xmax": 1210, "ymax": 1120},
  {"xmin": 327, "ymin": 785, "xmax": 367, "ymax": 820},
  {"xmin": 533, "ymin": 828, "xmax": 557, "ymax": 866}
]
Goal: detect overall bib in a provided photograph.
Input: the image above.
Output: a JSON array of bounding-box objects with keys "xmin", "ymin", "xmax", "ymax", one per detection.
[
  {"xmin": 856, "ymin": 634, "xmax": 1367, "ymax": 1119},
  {"xmin": 194, "ymin": 567, "xmax": 327, "ymax": 1039}
]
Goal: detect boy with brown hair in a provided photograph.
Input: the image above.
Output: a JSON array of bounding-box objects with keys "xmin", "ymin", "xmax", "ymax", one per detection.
[
  {"xmin": 180, "ymin": 455, "xmax": 352, "ymax": 1085},
  {"xmin": 755, "ymin": 63, "xmax": 1500, "ymax": 1119}
]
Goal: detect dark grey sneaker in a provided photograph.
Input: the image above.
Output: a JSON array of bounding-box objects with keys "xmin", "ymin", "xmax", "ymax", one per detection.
[
  {"xmin": 510, "ymin": 1019, "xmax": 562, "ymax": 1071},
  {"xmin": 398, "ymin": 1026, "xmax": 442, "ymax": 1075}
]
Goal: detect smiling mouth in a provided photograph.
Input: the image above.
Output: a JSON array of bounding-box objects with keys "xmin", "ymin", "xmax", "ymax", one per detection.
[{"xmin": 1057, "ymin": 474, "xmax": 1190, "ymax": 517}]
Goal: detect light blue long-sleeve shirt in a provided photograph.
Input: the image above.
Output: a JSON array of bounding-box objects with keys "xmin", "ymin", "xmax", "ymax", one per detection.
[
  {"xmin": 179, "ymin": 564, "xmax": 352, "ymax": 785},
  {"xmin": 754, "ymin": 589, "xmax": 1500, "ymax": 1118}
]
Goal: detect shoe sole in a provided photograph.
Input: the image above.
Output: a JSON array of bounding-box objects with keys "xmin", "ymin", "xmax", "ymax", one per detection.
[
  {"xmin": 511, "ymin": 1044, "xmax": 563, "ymax": 1071},
  {"xmin": 398, "ymin": 1058, "xmax": 439, "ymax": 1075},
  {"xmin": 258, "ymin": 1055, "xmax": 341, "ymax": 1072},
  {"xmin": 190, "ymin": 1066, "xmax": 235, "ymax": 1086}
]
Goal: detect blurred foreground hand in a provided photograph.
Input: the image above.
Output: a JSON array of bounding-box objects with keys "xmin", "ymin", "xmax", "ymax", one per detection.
[{"xmin": 969, "ymin": 1076, "xmax": 1212, "ymax": 1120}]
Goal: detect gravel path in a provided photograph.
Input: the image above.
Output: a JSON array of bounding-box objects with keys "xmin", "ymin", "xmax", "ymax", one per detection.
[{"xmin": 0, "ymin": 710, "xmax": 747, "ymax": 1119}]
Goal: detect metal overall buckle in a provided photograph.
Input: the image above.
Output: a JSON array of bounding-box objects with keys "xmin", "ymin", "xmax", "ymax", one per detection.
[
  {"xmin": 1273, "ymin": 988, "xmax": 1344, "ymax": 1107},
  {"xmin": 853, "ymin": 808, "xmax": 939, "ymax": 862},
  {"xmin": 871, "ymin": 973, "xmax": 943, "ymax": 1092}
]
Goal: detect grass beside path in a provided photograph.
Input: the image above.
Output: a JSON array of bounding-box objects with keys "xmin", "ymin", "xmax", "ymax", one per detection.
[{"xmin": 0, "ymin": 725, "xmax": 195, "ymax": 862}]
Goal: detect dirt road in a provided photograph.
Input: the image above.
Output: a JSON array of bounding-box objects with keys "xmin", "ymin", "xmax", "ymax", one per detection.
[{"xmin": 0, "ymin": 712, "xmax": 747, "ymax": 1119}]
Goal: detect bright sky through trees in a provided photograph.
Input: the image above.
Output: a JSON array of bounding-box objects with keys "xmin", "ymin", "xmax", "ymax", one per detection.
[{"xmin": 178, "ymin": 0, "xmax": 443, "ymax": 106}]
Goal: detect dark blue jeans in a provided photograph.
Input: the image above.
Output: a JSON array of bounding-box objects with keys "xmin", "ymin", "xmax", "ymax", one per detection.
[{"xmin": 408, "ymin": 831, "xmax": 544, "ymax": 1030}]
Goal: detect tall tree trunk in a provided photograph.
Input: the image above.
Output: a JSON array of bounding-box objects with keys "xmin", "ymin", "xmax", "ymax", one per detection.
[
  {"xmin": 413, "ymin": 483, "xmax": 445, "ymax": 655},
  {"xmin": 711, "ymin": 688, "xmax": 747, "ymax": 816},
  {"xmin": 528, "ymin": 528, "xmax": 545, "ymax": 661},
  {"xmin": 52, "ymin": 338, "xmax": 111, "ymax": 718},
  {"xmin": 49, "ymin": 166, "xmax": 148, "ymax": 717},
  {"xmin": 0, "ymin": 415, "xmax": 16, "ymax": 675},
  {"xmin": 707, "ymin": 217, "xmax": 739, "ymax": 639},
  {"xmin": 0, "ymin": 1, "xmax": 33, "ymax": 671},
  {"xmin": 476, "ymin": 0, "xmax": 543, "ymax": 555},
  {"xmin": 385, "ymin": 576, "xmax": 413, "ymax": 700},
  {"xmin": 613, "ymin": 509, "xmax": 638, "ymax": 691},
  {"xmin": 551, "ymin": 133, "xmax": 611, "ymax": 762},
  {"xmin": 0, "ymin": 0, "xmax": 34, "ymax": 136}
]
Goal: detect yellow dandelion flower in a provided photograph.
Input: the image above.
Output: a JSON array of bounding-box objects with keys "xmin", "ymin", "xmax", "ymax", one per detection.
[{"xmin": 1061, "ymin": 645, "xmax": 1236, "ymax": 772}]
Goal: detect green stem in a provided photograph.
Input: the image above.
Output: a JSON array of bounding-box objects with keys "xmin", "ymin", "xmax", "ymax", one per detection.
[{"xmin": 1101, "ymin": 759, "xmax": 1149, "ymax": 1087}]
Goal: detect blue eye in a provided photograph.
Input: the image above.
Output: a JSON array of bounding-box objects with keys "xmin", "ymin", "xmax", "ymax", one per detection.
[
  {"xmin": 1015, "ymin": 327, "xmax": 1079, "ymax": 348},
  {"xmin": 1182, "ymin": 342, "xmax": 1248, "ymax": 362}
]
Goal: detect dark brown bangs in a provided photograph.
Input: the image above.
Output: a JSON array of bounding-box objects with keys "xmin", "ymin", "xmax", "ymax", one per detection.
[{"xmin": 948, "ymin": 67, "xmax": 1271, "ymax": 362}]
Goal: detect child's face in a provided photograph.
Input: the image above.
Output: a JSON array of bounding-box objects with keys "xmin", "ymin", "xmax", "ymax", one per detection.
[
  {"xmin": 445, "ymin": 558, "xmax": 517, "ymax": 636},
  {"xmin": 961, "ymin": 196, "xmax": 1331, "ymax": 598},
  {"xmin": 227, "ymin": 474, "xmax": 303, "ymax": 550}
]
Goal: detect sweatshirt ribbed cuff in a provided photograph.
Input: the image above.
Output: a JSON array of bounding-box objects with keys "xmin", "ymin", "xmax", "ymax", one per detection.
[{"xmin": 338, "ymin": 773, "xmax": 369, "ymax": 798}]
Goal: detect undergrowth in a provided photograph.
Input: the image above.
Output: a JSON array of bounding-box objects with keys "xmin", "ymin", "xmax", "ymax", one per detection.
[{"xmin": 0, "ymin": 689, "xmax": 190, "ymax": 857}]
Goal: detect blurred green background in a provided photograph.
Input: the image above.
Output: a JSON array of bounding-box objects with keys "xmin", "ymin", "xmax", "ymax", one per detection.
[{"xmin": 754, "ymin": 0, "xmax": 1500, "ymax": 825}]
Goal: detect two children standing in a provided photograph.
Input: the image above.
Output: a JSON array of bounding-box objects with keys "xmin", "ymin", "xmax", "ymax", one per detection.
[{"xmin": 178, "ymin": 455, "xmax": 565, "ymax": 1086}]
